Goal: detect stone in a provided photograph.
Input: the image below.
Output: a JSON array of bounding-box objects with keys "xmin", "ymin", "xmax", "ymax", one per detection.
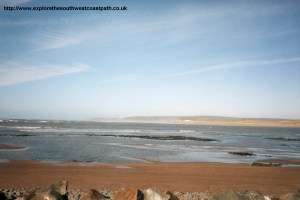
[
  {"xmin": 228, "ymin": 152, "xmax": 256, "ymax": 156},
  {"xmin": 32, "ymin": 181, "xmax": 68, "ymax": 200},
  {"xmin": 166, "ymin": 191, "xmax": 179, "ymax": 200},
  {"xmin": 0, "ymin": 192, "xmax": 7, "ymax": 200},
  {"xmin": 279, "ymin": 193, "xmax": 296, "ymax": 200},
  {"xmin": 31, "ymin": 191, "xmax": 61, "ymax": 200},
  {"xmin": 16, "ymin": 189, "xmax": 38, "ymax": 200},
  {"xmin": 81, "ymin": 189, "xmax": 106, "ymax": 200},
  {"xmin": 211, "ymin": 190, "xmax": 248, "ymax": 200},
  {"xmin": 47, "ymin": 180, "xmax": 68, "ymax": 196},
  {"xmin": 279, "ymin": 188, "xmax": 300, "ymax": 200},
  {"xmin": 251, "ymin": 162, "xmax": 282, "ymax": 167},
  {"xmin": 279, "ymin": 189, "xmax": 300, "ymax": 200},
  {"xmin": 113, "ymin": 189, "xmax": 143, "ymax": 200},
  {"xmin": 295, "ymin": 189, "xmax": 300, "ymax": 199},
  {"xmin": 242, "ymin": 190, "xmax": 265, "ymax": 200},
  {"xmin": 212, "ymin": 190, "xmax": 269, "ymax": 200},
  {"xmin": 263, "ymin": 196, "xmax": 272, "ymax": 200},
  {"xmin": 144, "ymin": 188, "xmax": 170, "ymax": 200},
  {"xmin": 174, "ymin": 191, "xmax": 212, "ymax": 200}
]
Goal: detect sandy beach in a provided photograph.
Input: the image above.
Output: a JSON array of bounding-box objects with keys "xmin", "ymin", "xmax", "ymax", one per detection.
[{"xmin": 0, "ymin": 160, "xmax": 299, "ymax": 196}]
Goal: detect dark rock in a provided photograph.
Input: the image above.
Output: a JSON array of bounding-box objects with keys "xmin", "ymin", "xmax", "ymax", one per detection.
[
  {"xmin": 251, "ymin": 162, "xmax": 282, "ymax": 167},
  {"xmin": 16, "ymin": 134, "xmax": 34, "ymax": 137},
  {"xmin": 166, "ymin": 191, "xmax": 179, "ymax": 200},
  {"xmin": 113, "ymin": 189, "xmax": 143, "ymax": 200},
  {"xmin": 295, "ymin": 188, "xmax": 300, "ymax": 198},
  {"xmin": 0, "ymin": 192, "xmax": 7, "ymax": 200},
  {"xmin": 100, "ymin": 134, "xmax": 218, "ymax": 142},
  {"xmin": 228, "ymin": 152, "xmax": 256, "ymax": 156}
]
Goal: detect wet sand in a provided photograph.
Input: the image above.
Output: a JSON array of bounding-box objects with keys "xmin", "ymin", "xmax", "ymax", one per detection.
[
  {"xmin": 0, "ymin": 144, "xmax": 25, "ymax": 150},
  {"xmin": 0, "ymin": 160, "xmax": 299, "ymax": 196}
]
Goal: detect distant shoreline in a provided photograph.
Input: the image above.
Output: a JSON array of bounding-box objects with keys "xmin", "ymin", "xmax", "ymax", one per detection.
[
  {"xmin": 90, "ymin": 116, "xmax": 300, "ymax": 128},
  {"xmin": 174, "ymin": 120, "xmax": 300, "ymax": 127},
  {"xmin": 1, "ymin": 116, "xmax": 300, "ymax": 128}
]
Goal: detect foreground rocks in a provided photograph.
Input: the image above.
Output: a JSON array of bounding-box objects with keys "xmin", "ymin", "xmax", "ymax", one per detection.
[
  {"xmin": 211, "ymin": 190, "xmax": 265, "ymax": 200},
  {"xmin": 0, "ymin": 181, "xmax": 299, "ymax": 200},
  {"xmin": 279, "ymin": 188, "xmax": 300, "ymax": 200}
]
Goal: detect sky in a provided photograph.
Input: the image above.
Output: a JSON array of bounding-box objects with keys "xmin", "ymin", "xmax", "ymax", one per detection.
[{"xmin": 0, "ymin": 0, "xmax": 300, "ymax": 120}]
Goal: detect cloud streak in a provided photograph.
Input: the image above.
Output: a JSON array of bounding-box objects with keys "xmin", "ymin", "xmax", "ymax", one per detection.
[
  {"xmin": 0, "ymin": 0, "xmax": 35, "ymax": 9},
  {"xmin": 34, "ymin": 30, "xmax": 94, "ymax": 51},
  {"xmin": 102, "ymin": 57, "xmax": 300, "ymax": 84},
  {"xmin": 157, "ymin": 57, "xmax": 300, "ymax": 78},
  {"xmin": 0, "ymin": 62, "xmax": 89, "ymax": 87},
  {"xmin": 4, "ymin": 1, "xmax": 297, "ymax": 52}
]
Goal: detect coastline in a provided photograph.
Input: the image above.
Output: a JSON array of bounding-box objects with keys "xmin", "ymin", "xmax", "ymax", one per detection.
[
  {"xmin": 108, "ymin": 116, "xmax": 300, "ymax": 128},
  {"xmin": 119, "ymin": 120, "xmax": 300, "ymax": 128},
  {"xmin": 0, "ymin": 159, "xmax": 299, "ymax": 196}
]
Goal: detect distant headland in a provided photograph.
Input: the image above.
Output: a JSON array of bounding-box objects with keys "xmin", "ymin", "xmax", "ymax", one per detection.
[{"xmin": 89, "ymin": 116, "xmax": 300, "ymax": 127}]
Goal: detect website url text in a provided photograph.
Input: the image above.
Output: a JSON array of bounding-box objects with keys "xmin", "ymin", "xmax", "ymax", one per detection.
[{"xmin": 3, "ymin": 5, "xmax": 127, "ymax": 11}]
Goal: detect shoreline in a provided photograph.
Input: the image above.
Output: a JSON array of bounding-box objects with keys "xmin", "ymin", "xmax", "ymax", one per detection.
[{"xmin": 0, "ymin": 159, "xmax": 299, "ymax": 196}]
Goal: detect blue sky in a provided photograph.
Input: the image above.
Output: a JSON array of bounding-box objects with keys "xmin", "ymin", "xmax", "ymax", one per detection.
[{"xmin": 0, "ymin": 0, "xmax": 300, "ymax": 120}]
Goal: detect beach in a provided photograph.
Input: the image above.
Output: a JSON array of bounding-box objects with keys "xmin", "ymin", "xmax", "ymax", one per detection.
[
  {"xmin": 0, "ymin": 159, "xmax": 300, "ymax": 197},
  {"xmin": 1, "ymin": 121, "xmax": 300, "ymax": 198}
]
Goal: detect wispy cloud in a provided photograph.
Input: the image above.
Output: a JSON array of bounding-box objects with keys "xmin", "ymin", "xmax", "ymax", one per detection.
[
  {"xmin": 4, "ymin": 1, "xmax": 297, "ymax": 52},
  {"xmin": 157, "ymin": 57, "xmax": 300, "ymax": 78},
  {"xmin": 34, "ymin": 30, "xmax": 94, "ymax": 51},
  {"xmin": 0, "ymin": 62, "xmax": 89, "ymax": 87},
  {"xmin": 103, "ymin": 57, "xmax": 300, "ymax": 84},
  {"xmin": 0, "ymin": 0, "xmax": 35, "ymax": 7}
]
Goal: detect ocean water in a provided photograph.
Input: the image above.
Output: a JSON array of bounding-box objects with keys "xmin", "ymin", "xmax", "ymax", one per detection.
[{"xmin": 0, "ymin": 119, "xmax": 299, "ymax": 163}]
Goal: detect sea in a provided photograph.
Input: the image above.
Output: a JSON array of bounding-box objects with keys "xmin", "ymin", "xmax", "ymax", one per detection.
[{"xmin": 0, "ymin": 119, "xmax": 300, "ymax": 164}]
